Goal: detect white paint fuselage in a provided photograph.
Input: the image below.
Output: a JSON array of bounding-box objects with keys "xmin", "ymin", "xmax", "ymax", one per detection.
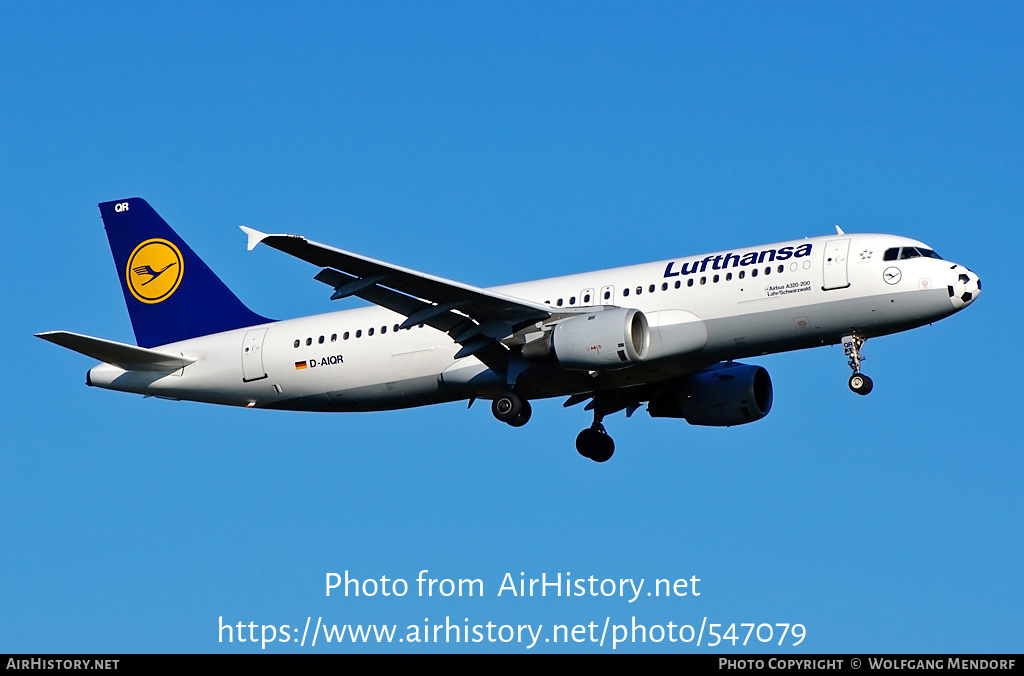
[{"xmin": 86, "ymin": 233, "xmax": 979, "ymax": 411}]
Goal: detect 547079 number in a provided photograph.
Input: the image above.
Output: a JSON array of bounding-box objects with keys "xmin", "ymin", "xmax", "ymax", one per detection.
[{"xmin": 705, "ymin": 622, "xmax": 806, "ymax": 647}]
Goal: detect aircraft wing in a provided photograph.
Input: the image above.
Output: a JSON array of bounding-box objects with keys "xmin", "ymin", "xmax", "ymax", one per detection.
[
  {"xmin": 36, "ymin": 331, "xmax": 197, "ymax": 371},
  {"xmin": 241, "ymin": 227, "xmax": 553, "ymax": 365}
]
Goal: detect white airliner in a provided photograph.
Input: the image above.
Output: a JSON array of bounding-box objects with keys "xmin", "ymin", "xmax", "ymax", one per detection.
[{"xmin": 38, "ymin": 198, "xmax": 981, "ymax": 462}]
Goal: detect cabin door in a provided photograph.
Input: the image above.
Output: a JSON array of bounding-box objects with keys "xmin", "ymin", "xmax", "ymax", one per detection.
[
  {"xmin": 822, "ymin": 239, "xmax": 851, "ymax": 290},
  {"xmin": 241, "ymin": 328, "xmax": 269, "ymax": 382}
]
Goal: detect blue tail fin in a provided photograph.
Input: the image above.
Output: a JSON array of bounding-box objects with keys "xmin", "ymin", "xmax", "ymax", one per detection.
[{"xmin": 99, "ymin": 198, "xmax": 272, "ymax": 348}]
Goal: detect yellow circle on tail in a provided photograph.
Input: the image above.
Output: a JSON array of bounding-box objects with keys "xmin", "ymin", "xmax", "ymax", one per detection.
[{"xmin": 126, "ymin": 239, "xmax": 184, "ymax": 304}]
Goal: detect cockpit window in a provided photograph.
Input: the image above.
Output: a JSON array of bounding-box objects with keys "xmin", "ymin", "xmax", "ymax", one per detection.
[
  {"xmin": 899, "ymin": 247, "xmax": 943, "ymax": 261},
  {"xmin": 884, "ymin": 248, "xmax": 899, "ymax": 261}
]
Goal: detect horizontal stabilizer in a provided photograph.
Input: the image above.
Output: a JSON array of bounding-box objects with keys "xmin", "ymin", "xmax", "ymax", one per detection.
[{"xmin": 35, "ymin": 331, "xmax": 197, "ymax": 372}]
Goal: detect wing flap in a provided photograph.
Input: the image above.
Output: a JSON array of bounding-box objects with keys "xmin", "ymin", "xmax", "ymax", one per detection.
[
  {"xmin": 313, "ymin": 268, "xmax": 466, "ymax": 333},
  {"xmin": 36, "ymin": 331, "xmax": 196, "ymax": 372}
]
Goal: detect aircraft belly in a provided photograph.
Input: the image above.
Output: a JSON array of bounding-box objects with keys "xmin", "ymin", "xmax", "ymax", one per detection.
[
  {"xmin": 521, "ymin": 288, "xmax": 957, "ymax": 398},
  {"xmin": 700, "ymin": 288, "xmax": 954, "ymax": 358},
  {"xmin": 323, "ymin": 375, "xmax": 456, "ymax": 411},
  {"xmin": 324, "ymin": 345, "xmax": 451, "ymax": 410}
]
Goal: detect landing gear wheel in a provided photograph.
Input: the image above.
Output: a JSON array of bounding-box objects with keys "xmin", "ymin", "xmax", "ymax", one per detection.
[
  {"xmin": 491, "ymin": 392, "xmax": 523, "ymax": 423},
  {"xmin": 576, "ymin": 424, "xmax": 614, "ymax": 463},
  {"xmin": 848, "ymin": 373, "xmax": 873, "ymax": 395},
  {"xmin": 842, "ymin": 334, "xmax": 874, "ymax": 396},
  {"xmin": 507, "ymin": 399, "xmax": 532, "ymax": 427}
]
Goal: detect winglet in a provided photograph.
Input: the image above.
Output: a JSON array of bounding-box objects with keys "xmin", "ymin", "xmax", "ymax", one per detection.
[{"xmin": 240, "ymin": 225, "xmax": 268, "ymax": 251}]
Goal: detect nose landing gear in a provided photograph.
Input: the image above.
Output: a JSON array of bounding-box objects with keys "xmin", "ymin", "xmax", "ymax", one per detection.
[{"xmin": 843, "ymin": 334, "xmax": 873, "ymax": 395}]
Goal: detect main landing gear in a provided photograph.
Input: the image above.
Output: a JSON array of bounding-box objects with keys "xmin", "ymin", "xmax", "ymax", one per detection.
[
  {"xmin": 574, "ymin": 398, "xmax": 621, "ymax": 463},
  {"xmin": 843, "ymin": 334, "xmax": 874, "ymax": 395},
  {"xmin": 491, "ymin": 391, "xmax": 532, "ymax": 427},
  {"xmin": 576, "ymin": 423, "xmax": 614, "ymax": 463},
  {"xmin": 490, "ymin": 390, "xmax": 618, "ymax": 463}
]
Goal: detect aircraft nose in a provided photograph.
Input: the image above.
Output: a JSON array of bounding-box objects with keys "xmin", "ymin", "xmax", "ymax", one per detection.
[{"xmin": 947, "ymin": 265, "xmax": 981, "ymax": 310}]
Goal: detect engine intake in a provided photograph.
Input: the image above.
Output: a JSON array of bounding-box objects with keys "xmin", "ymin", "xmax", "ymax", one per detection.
[
  {"xmin": 648, "ymin": 363, "xmax": 773, "ymax": 426},
  {"xmin": 524, "ymin": 308, "xmax": 650, "ymax": 370}
]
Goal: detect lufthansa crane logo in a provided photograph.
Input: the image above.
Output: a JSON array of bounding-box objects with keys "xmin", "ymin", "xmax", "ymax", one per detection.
[{"xmin": 126, "ymin": 238, "xmax": 183, "ymax": 303}]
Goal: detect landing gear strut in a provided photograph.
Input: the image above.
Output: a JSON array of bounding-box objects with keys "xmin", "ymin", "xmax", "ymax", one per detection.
[
  {"xmin": 491, "ymin": 391, "xmax": 532, "ymax": 427},
  {"xmin": 843, "ymin": 334, "xmax": 873, "ymax": 395},
  {"xmin": 575, "ymin": 397, "xmax": 619, "ymax": 462}
]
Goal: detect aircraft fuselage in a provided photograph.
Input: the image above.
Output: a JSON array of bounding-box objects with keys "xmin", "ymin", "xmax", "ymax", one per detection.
[{"xmin": 86, "ymin": 232, "xmax": 979, "ymax": 412}]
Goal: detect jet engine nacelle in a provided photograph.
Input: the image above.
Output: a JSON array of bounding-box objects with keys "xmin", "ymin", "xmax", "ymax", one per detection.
[
  {"xmin": 647, "ymin": 362, "xmax": 773, "ymax": 426},
  {"xmin": 525, "ymin": 307, "xmax": 650, "ymax": 370}
]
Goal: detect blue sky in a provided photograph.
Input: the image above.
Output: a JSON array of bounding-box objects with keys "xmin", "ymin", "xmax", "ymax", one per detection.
[{"xmin": 2, "ymin": 2, "xmax": 1021, "ymax": 653}]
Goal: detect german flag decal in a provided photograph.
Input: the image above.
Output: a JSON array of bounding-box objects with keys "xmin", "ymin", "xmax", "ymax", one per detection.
[{"xmin": 294, "ymin": 361, "xmax": 307, "ymax": 370}]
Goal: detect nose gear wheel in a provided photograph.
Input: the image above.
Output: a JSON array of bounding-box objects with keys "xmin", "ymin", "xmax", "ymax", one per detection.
[{"xmin": 848, "ymin": 373, "xmax": 874, "ymax": 395}]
